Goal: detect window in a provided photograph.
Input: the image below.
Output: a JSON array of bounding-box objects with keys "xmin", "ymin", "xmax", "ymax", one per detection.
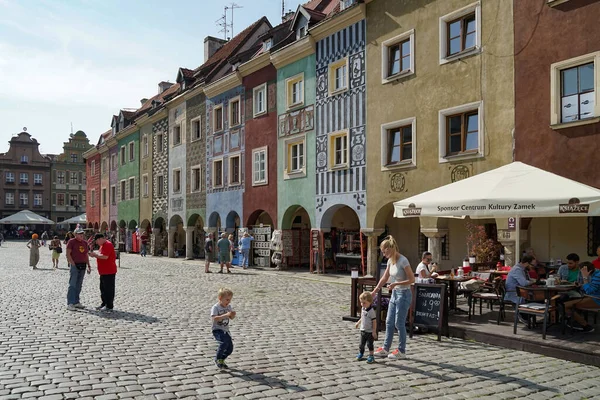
[
  {"xmin": 102, "ymin": 188, "xmax": 106, "ymax": 206},
  {"xmin": 143, "ymin": 135, "xmax": 149, "ymax": 157},
  {"xmin": 263, "ymin": 38, "xmax": 273, "ymax": 51},
  {"xmin": 439, "ymin": 3, "xmax": 481, "ymax": 64},
  {"xmin": 120, "ymin": 146, "xmax": 126, "ymax": 165},
  {"xmin": 329, "ymin": 131, "xmax": 349, "ymax": 169},
  {"xmin": 191, "ymin": 166, "xmax": 201, "ymax": 192},
  {"xmin": 58, "ymin": 193, "xmax": 65, "ymax": 206},
  {"xmin": 588, "ymin": 217, "xmax": 600, "ymax": 257},
  {"xmin": 418, "ymin": 233, "xmax": 450, "ymax": 261},
  {"xmin": 382, "ymin": 30, "xmax": 414, "ymax": 83},
  {"xmin": 81, "ymin": 193, "xmax": 86, "ymax": 207},
  {"xmin": 5, "ymin": 172, "xmax": 14, "ymax": 183},
  {"xmin": 101, "ymin": 157, "xmax": 106, "ymax": 174},
  {"xmin": 550, "ymin": 53, "xmax": 600, "ymax": 126},
  {"xmin": 82, "ymin": 172, "xmax": 86, "ymax": 185},
  {"xmin": 143, "ymin": 175, "xmax": 149, "ymax": 197},
  {"xmin": 296, "ymin": 24, "xmax": 307, "ymax": 40},
  {"xmin": 229, "ymin": 155, "xmax": 241, "ymax": 185},
  {"xmin": 20, "ymin": 155, "xmax": 28, "ymax": 164},
  {"xmin": 156, "ymin": 134, "xmax": 164, "ymax": 153},
  {"xmin": 111, "ymin": 154, "xmax": 117, "ymax": 170},
  {"xmin": 91, "ymin": 189, "xmax": 96, "ymax": 207},
  {"xmin": 157, "ymin": 175, "xmax": 164, "ymax": 197},
  {"xmin": 34, "ymin": 173, "xmax": 42, "ymax": 185},
  {"xmin": 91, "ymin": 160, "xmax": 96, "ymax": 176},
  {"xmin": 213, "ymin": 105, "xmax": 224, "ymax": 132},
  {"xmin": 381, "ymin": 117, "xmax": 416, "ymax": 169},
  {"xmin": 5, "ymin": 193, "xmax": 14, "ymax": 205},
  {"xmin": 70, "ymin": 172, "xmax": 78, "ymax": 185},
  {"xmin": 20, "ymin": 173, "xmax": 28, "ymax": 184},
  {"xmin": 229, "ymin": 97, "xmax": 241, "ymax": 127},
  {"xmin": 252, "ymin": 147, "xmax": 268, "ymax": 186},
  {"xmin": 57, "ymin": 171, "xmax": 65, "ymax": 184},
  {"xmin": 173, "ymin": 125, "xmax": 181, "ymax": 146},
  {"xmin": 191, "ymin": 118, "xmax": 202, "ymax": 141},
  {"xmin": 70, "ymin": 194, "xmax": 78, "ymax": 207},
  {"xmin": 329, "ymin": 58, "xmax": 348, "ymax": 95},
  {"xmin": 173, "ymin": 169, "xmax": 181, "ymax": 193},
  {"xmin": 120, "ymin": 180, "xmax": 126, "ymax": 201},
  {"xmin": 253, "ymin": 84, "xmax": 267, "ymax": 117},
  {"xmin": 213, "ymin": 159, "xmax": 223, "ymax": 187},
  {"xmin": 129, "ymin": 177, "xmax": 135, "ymax": 199},
  {"xmin": 286, "ymin": 73, "xmax": 304, "ymax": 109},
  {"xmin": 129, "ymin": 142, "xmax": 135, "ymax": 161},
  {"xmin": 20, "ymin": 193, "xmax": 28, "ymax": 206},
  {"xmin": 438, "ymin": 101, "xmax": 483, "ymax": 162},
  {"xmin": 71, "ymin": 153, "xmax": 78, "ymax": 163},
  {"xmin": 110, "ymin": 186, "xmax": 116, "ymax": 205},
  {"xmin": 285, "ymin": 137, "xmax": 305, "ymax": 177}
]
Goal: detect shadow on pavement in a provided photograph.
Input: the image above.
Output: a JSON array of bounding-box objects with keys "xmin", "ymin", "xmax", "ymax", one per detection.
[
  {"xmin": 87, "ymin": 309, "xmax": 160, "ymax": 323},
  {"xmin": 226, "ymin": 368, "xmax": 307, "ymax": 393}
]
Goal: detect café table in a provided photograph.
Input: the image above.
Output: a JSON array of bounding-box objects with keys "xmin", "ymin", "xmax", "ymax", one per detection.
[
  {"xmin": 434, "ymin": 275, "xmax": 472, "ymax": 313},
  {"xmin": 518, "ymin": 283, "xmax": 576, "ymax": 325}
]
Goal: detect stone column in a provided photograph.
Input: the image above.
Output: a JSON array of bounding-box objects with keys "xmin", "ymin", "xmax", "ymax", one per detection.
[
  {"xmin": 421, "ymin": 228, "xmax": 448, "ymax": 267},
  {"xmin": 152, "ymin": 228, "xmax": 160, "ymax": 256},
  {"xmin": 361, "ymin": 228, "xmax": 384, "ymax": 277},
  {"xmin": 184, "ymin": 227, "xmax": 194, "ymax": 260},
  {"xmin": 168, "ymin": 227, "xmax": 176, "ymax": 258}
]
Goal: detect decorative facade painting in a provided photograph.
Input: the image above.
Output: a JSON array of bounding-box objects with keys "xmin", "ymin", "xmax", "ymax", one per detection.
[{"xmin": 278, "ymin": 105, "xmax": 315, "ymax": 138}]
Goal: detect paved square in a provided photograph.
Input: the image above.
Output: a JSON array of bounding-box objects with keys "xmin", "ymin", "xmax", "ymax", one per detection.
[{"xmin": 1, "ymin": 241, "xmax": 599, "ymax": 399}]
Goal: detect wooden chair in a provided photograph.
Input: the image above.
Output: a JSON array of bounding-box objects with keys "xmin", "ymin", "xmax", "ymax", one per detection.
[
  {"xmin": 469, "ymin": 277, "xmax": 504, "ymax": 324},
  {"xmin": 577, "ymin": 294, "xmax": 600, "ymax": 325},
  {"xmin": 514, "ymin": 286, "xmax": 560, "ymax": 340}
]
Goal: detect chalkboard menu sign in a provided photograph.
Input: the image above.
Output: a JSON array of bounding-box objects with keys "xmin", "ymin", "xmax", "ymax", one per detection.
[{"xmin": 410, "ymin": 283, "xmax": 447, "ymax": 341}]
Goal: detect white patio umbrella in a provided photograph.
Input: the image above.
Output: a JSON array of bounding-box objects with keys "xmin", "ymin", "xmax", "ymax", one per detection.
[
  {"xmin": 57, "ymin": 213, "xmax": 87, "ymax": 227},
  {"xmin": 0, "ymin": 210, "xmax": 55, "ymax": 225},
  {"xmin": 393, "ymin": 162, "xmax": 600, "ymax": 258}
]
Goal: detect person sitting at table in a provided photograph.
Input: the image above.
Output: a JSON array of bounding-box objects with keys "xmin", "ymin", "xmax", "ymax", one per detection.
[
  {"xmin": 563, "ymin": 262, "xmax": 599, "ymax": 333},
  {"xmin": 504, "ymin": 255, "xmax": 536, "ymax": 305},
  {"xmin": 527, "ymin": 258, "xmax": 539, "ymax": 280},
  {"xmin": 592, "ymin": 245, "xmax": 600, "ymax": 270},
  {"xmin": 558, "ymin": 253, "xmax": 584, "ymax": 284},
  {"xmin": 415, "ymin": 252, "xmax": 438, "ymax": 280}
]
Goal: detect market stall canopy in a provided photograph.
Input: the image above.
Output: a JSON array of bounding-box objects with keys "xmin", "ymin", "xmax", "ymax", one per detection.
[
  {"xmin": 57, "ymin": 213, "xmax": 86, "ymax": 226},
  {"xmin": 393, "ymin": 162, "xmax": 600, "ymax": 219},
  {"xmin": 0, "ymin": 210, "xmax": 55, "ymax": 225}
]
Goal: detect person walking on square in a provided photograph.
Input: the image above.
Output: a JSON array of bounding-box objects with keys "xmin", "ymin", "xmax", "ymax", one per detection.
[
  {"xmin": 228, "ymin": 234, "xmax": 235, "ymax": 266},
  {"xmin": 217, "ymin": 233, "xmax": 231, "ymax": 274},
  {"xmin": 49, "ymin": 236, "xmax": 62, "ymax": 270},
  {"xmin": 371, "ymin": 235, "xmax": 414, "ymax": 360},
  {"xmin": 41, "ymin": 230, "xmax": 48, "ymax": 247},
  {"xmin": 355, "ymin": 291, "xmax": 377, "ymax": 364},
  {"xmin": 89, "ymin": 233, "xmax": 117, "ymax": 311},
  {"xmin": 238, "ymin": 232, "xmax": 254, "ymax": 269},
  {"xmin": 66, "ymin": 228, "xmax": 91, "ymax": 311},
  {"xmin": 204, "ymin": 233, "xmax": 214, "ymax": 273},
  {"xmin": 27, "ymin": 233, "xmax": 42, "ymax": 269},
  {"xmin": 211, "ymin": 287, "xmax": 236, "ymax": 369},
  {"xmin": 140, "ymin": 230, "xmax": 148, "ymax": 257}
]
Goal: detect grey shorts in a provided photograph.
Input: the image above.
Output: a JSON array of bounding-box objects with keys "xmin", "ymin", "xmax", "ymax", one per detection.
[{"xmin": 220, "ymin": 252, "xmax": 231, "ymax": 263}]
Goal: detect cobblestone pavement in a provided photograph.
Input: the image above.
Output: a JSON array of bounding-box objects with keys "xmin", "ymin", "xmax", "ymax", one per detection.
[{"xmin": 1, "ymin": 240, "xmax": 599, "ymax": 400}]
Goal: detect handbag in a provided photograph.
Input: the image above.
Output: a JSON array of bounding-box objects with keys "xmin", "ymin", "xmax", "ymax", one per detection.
[{"xmin": 55, "ymin": 246, "xmax": 62, "ymax": 254}]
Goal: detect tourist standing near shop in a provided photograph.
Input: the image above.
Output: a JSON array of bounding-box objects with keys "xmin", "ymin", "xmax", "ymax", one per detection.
[
  {"xmin": 228, "ymin": 234, "xmax": 235, "ymax": 264},
  {"xmin": 217, "ymin": 233, "xmax": 231, "ymax": 274},
  {"xmin": 371, "ymin": 235, "xmax": 414, "ymax": 360},
  {"xmin": 89, "ymin": 233, "xmax": 117, "ymax": 311},
  {"xmin": 49, "ymin": 236, "xmax": 62, "ymax": 270},
  {"xmin": 140, "ymin": 230, "xmax": 148, "ymax": 257},
  {"xmin": 211, "ymin": 287, "xmax": 236, "ymax": 369},
  {"xmin": 238, "ymin": 232, "xmax": 254, "ymax": 270},
  {"xmin": 205, "ymin": 233, "xmax": 213, "ymax": 273},
  {"xmin": 27, "ymin": 233, "xmax": 42, "ymax": 270},
  {"xmin": 66, "ymin": 228, "xmax": 91, "ymax": 311}
]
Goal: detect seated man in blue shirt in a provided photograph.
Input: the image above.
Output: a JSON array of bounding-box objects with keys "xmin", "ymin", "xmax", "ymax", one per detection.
[
  {"xmin": 563, "ymin": 262, "xmax": 599, "ymax": 333},
  {"xmin": 504, "ymin": 255, "xmax": 536, "ymax": 305}
]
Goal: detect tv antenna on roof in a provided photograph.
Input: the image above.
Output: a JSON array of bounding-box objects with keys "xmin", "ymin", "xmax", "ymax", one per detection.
[
  {"xmin": 225, "ymin": 3, "xmax": 243, "ymax": 37},
  {"xmin": 216, "ymin": 12, "xmax": 229, "ymax": 40}
]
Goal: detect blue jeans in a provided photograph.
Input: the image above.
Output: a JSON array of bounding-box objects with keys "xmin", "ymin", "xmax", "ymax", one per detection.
[
  {"xmin": 240, "ymin": 248, "xmax": 250, "ymax": 267},
  {"xmin": 213, "ymin": 329, "xmax": 234, "ymax": 361},
  {"xmin": 67, "ymin": 265, "xmax": 86, "ymax": 305},
  {"xmin": 140, "ymin": 243, "xmax": 147, "ymax": 256},
  {"xmin": 384, "ymin": 288, "xmax": 412, "ymax": 354}
]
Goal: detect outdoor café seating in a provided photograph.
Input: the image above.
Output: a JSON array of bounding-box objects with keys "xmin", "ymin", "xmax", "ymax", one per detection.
[
  {"xmin": 469, "ymin": 277, "xmax": 506, "ymax": 325},
  {"xmin": 514, "ymin": 286, "xmax": 563, "ymax": 340}
]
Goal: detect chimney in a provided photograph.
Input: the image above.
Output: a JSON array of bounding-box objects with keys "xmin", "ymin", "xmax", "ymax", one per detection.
[
  {"xmin": 282, "ymin": 10, "xmax": 294, "ymax": 23},
  {"xmin": 158, "ymin": 81, "xmax": 173, "ymax": 94},
  {"xmin": 204, "ymin": 36, "xmax": 228, "ymax": 62},
  {"xmin": 140, "ymin": 98, "xmax": 148, "ymax": 106}
]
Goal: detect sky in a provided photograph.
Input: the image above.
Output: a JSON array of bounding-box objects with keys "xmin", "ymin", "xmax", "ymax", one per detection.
[{"xmin": 0, "ymin": 0, "xmax": 304, "ymax": 155}]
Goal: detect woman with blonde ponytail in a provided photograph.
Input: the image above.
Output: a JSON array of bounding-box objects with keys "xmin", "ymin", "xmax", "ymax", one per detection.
[{"xmin": 371, "ymin": 235, "xmax": 414, "ymax": 360}]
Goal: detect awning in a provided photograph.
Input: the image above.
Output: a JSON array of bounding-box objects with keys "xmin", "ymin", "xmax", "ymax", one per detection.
[
  {"xmin": 57, "ymin": 213, "xmax": 87, "ymax": 226},
  {"xmin": 0, "ymin": 210, "xmax": 55, "ymax": 225}
]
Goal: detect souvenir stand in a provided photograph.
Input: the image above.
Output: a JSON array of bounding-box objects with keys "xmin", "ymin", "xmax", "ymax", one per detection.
[
  {"xmin": 331, "ymin": 229, "xmax": 367, "ymax": 275},
  {"xmin": 252, "ymin": 225, "xmax": 272, "ymax": 267}
]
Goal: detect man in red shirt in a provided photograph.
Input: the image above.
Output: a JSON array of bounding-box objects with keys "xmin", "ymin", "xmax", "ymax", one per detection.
[
  {"xmin": 66, "ymin": 228, "xmax": 91, "ymax": 311},
  {"xmin": 89, "ymin": 233, "xmax": 118, "ymax": 311}
]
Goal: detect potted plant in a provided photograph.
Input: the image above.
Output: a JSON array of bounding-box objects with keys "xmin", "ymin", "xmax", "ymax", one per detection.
[{"xmin": 466, "ymin": 221, "xmax": 502, "ymax": 265}]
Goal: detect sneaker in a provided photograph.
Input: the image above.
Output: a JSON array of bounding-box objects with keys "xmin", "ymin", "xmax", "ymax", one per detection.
[
  {"xmin": 388, "ymin": 349, "xmax": 406, "ymax": 360},
  {"xmin": 214, "ymin": 359, "xmax": 225, "ymax": 369},
  {"xmin": 74, "ymin": 303, "xmax": 85, "ymax": 309},
  {"xmin": 221, "ymin": 361, "xmax": 229, "ymax": 369},
  {"xmin": 582, "ymin": 325, "xmax": 595, "ymax": 333},
  {"xmin": 374, "ymin": 347, "xmax": 388, "ymax": 358},
  {"xmin": 366, "ymin": 355, "xmax": 375, "ymax": 364},
  {"xmin": 518, "ymin": 314, "xmax": 529, "ymax": 325},
  {"xmin": 96, "ymin": 304, "xmax": 106, "ymax": 311},
  {"xmin": 566, "ymin": 321, "xmax": 584, "ymax": 331},
  {"xmin": 67, "ymin": 304, "xmax": 77, "ymax": 311},
  {"xmin": 355, "ymin": 353, "xmax": 364, "ymax": 361}
]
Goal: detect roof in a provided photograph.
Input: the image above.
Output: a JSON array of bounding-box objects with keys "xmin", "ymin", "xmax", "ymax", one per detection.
[
  {"xmin": 136, "ymin": 83, "xmax": 181, "ymax": 117},
  {"xmin": 303, "ymin": 0, "xmax": 338, "ymax": 14},
  {"xmin": 120, "ymin": 109, "xmax": 136, "ymax": 120},
  {"xmin": 180, "ymin": 68, "xmax": 195, "ymax": 80}
]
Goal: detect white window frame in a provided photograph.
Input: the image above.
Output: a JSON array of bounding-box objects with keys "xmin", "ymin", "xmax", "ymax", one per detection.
[
  {"xmin": 550, "ymin": 51, "xmax": 600, "ymax": 128},
  {"xmin": 253, "ymin": 83, "xmax": 267, "ymax": 117},
  {"xmin": 229, "ymin": 96, "xmax": 241, "ymax": 127},
  {"xmin": 20, "ymin": 173, "xmax": 28, "ymax": 184},
  {"xmin": 172, "ymin": 124, "xmax": 182, "ymax": 146},
  {"xmin": 91, "ymin": 160, "xmax": 96, "ymax": 176},
  {"xmin": 20, "ymin": 155, "xmax": 28, "ymax": 164},
  {"xmin": 129, "ymin": 142, "xmax": 135, "ymax": 161},
  {"xmin": 57, "ymin": 193, "xmax": 65, "ymax": 206},
  {"xmin": 129, "ymin": 177, "xmax": 135, "ymax": 199},
  {"xmin": 438, "ymin": 101, "xmax": 484, "ymax": 163},
  {"xmin": 110, "ymin": 185, "xmax": 116, "ymax": 205},
  {"xmin": 81, "ymin": 193, "xmax": 86, "ymax": 207},
  {"xmin": 120, "ymin": 146, "xmax": 126, "ymax": 165},
  {"xmin": 172, "ymin": 168, "xmax": 182, "ymax": 193},
  {"xmin": 439, "ymin": 2, "xmax": 481, "ymax": 65},
  {"xmin": 191, "ymin": 117, "xmax": 202, "ymax": 141},
  {"xmin": 328, "ymin": 58, "xmax": 349, "ymax": 96},
  {"xmin": 157, "ymin": 175, "xmax": 164, "ymax": 197},
  {"xmin": 5, "ymin": 192, "xmax": 14, "ymax": 205},
  {"xmin": 190, "ymin": 165, "xmax": 202, "ymax": 193},
  {"xmin": 213, "ymin": 105, "xmax": 224, "ymax": 133},
  {"xmin": 380, "ymin": 117, "xmax": 417, "ymax": 171},
  {"xmin": 284, "ymin": 135, "xmax": 306, "ymax": 179},
  {"xmin": 93, "ymin": 189, "xmax": 98, "ymax": 206},
  {"xmin": 156, "ymin": 133, "xmax": 164, "ymax": 153},
  {"xmin": 286, "ymin": 73, "xmax": 304, "ymax": 109},
  {"xmin": 328, "ymin": 130, "xmax": 350, "ymax": 170},
  {"xmin": 34, "ymin": 193, "xmax": 42, "ymax": 206},
  {"xmin": 228, "ymin": 153, "xmax": 241, "ymax": 186},
  {"xmin": 120, "ymin": 180, "xmax": 126, "ymax": 201},
  {"xmin": 33, "ymin": 173, "xmax": 42, "ymax": 185},
  {"xmin": 252, "ymin": 146, "xmax": 268, "ymax": 186},
  {"xmin": 212, "ymin": 158, "xmax": 224, "ymax": 188},
  {"xmin": 382, "ymin": 29, "xmax": 415, "ymax": 84},
  {"xmin": 57, "ymin": 171, "xmax": 65, "ymax": 184},
  {"xmin": 142, "ymin": 174, "xmax": 149, "ymax": 197},
  {"xmin": 6, "ymin": 172, "xmax": 14, "ymax": 183},
  {"xmin": 20, "ymin": 192, "xmax": 28, "ymax": 206},
  {"xmin": 143, "ymin": 135, "xmax": 149, "ymax": 157}
]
